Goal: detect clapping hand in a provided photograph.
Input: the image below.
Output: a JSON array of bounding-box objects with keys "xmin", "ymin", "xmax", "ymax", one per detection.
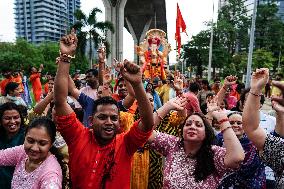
[{"xmin": 174, "ymin": 71, "xmax": 183, "ymax": 91}]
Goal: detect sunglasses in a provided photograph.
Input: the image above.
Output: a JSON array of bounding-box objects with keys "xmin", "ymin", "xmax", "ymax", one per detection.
[{"xmin": 229, "ymin": 121, "xmax": 242, "ymax": 125}]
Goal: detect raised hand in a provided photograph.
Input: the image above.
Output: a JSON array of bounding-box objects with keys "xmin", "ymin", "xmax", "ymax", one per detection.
[
  {"xmin": 103, "ymin": 66, "xmax": 112, "ymax": 84},
  {"xmin": 112, "ymin": 58, "xmax": 123, "ymax": 73},
  {"xmin": 271, "ymin": 81, "xmax": 284, "ymax": 112},
  {"xmin": 120, "ymin": 60, "xmax": 142, "ymax": 85},
  {"xmin": 97, "ymin": 47, "xmax": 106, "ymax": 63},
  {"xmin": 59, "ymin": 28, "xmax": 78, "ymax": 56},
  {"xmin": 207, "ymin": 98, "xmax": 220, "ymax": 113},
  {"xmin": 250, "ymin": 68, "xmax": 269, "ymax": 92},
  {"xmin": 174, "ymin": 71, "xmax": 183, "ymax": 91},
  {"xmin": 224, "ymin": 75, "xmax": 237, "ymax": 87},
  {"xmin": 166, "ymin": 96, "xmax": 187, "ymax": 111}
]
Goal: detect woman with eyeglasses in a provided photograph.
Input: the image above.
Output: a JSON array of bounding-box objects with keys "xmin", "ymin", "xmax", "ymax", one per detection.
[{"xmin": 215, "ymin": 112, "xmax": 266, "ymax": 188}]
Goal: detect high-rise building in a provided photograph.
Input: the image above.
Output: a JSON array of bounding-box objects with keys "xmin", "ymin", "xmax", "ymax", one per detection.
[{"xmin": 14, "ymin": 0, "xmax": 80, "ymax": 44}]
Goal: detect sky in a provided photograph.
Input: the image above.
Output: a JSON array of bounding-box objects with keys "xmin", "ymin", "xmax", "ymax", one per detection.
[{"xmin": 0, "ymin": 0, "xmax": 218, "ymax": 64}]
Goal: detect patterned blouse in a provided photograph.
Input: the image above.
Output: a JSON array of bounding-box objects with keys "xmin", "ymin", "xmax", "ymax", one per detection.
[
  {"xmin": 0, "ymin": 145, "xmax": 62, "ymax": 189},
  {"xmin": 216, "ymin": 134, "xmax": 266, "ymax": 188},
  {"xmin": 260, "ymin": 134, "xmax": 284, "ymax": 189},
  {"xmin": 149, "ymin": 131, "xmax": 229, "ymax": 189}
]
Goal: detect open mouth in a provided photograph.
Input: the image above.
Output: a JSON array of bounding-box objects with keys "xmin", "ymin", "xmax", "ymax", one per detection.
[
  {"xmin": 103, "ymin": 127, "xmax": 114, "ymax": 135},
  {"xmin": 8, "ymin": 125, "xmax": 17, "ymax": 131}
]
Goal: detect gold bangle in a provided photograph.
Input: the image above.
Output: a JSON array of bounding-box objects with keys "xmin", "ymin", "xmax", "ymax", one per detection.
[
  {"xmin": 156, "ymin": 111, "xmax": 163, "ymax": 120},
  {"xmin": 59, "ymin": 50, "xmax": 75, "ymax": 59}
]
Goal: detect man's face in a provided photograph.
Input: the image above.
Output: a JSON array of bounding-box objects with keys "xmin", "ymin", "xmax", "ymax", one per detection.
[
  {"xmin": 117, "ymin": 80, "xmax": 128, "ymax": 98},
  {"xmin": 91, "ymin": 104, "xmax": 120, "ymax": 145},
  {"xmin": 215, "ymin": 81, "xmax": 221, "ymax": 87},
  {"xmin": 85, "ymin": 72, "xmax": 98, "ymax": 87}
]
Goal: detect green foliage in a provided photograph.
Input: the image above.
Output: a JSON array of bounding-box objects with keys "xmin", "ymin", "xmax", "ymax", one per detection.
[
  {"xmin": 72, "ymin": 8, "xmax": 115, "ymax": 68},
  {"xmin": 0, "ymin": 39, "xmax": 89, "ymax": 76}
]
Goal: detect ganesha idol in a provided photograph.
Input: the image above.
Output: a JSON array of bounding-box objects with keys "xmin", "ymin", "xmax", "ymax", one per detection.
[{"xmin": 136, "ymin": 29, "xmax": 171, "ymax": 81}]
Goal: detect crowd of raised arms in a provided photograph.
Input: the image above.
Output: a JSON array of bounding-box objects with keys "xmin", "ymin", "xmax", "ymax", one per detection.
[{"xmin": 0, "ymin": 30, "xmax": 284, "ymax": 189}]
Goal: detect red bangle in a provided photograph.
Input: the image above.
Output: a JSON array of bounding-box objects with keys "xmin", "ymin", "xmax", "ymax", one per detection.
[
  {"xmin": 218, "ymin": 118, "xmax": 229, "ymax": 125},
  {"xmin": 221, "ymin": 126, "xmax": 232, "ymax": 134}
]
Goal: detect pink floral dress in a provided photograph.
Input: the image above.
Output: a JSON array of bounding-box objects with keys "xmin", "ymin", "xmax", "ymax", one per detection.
[
  {"xmin": 149, "ymin": 131, "xmax": 229, "ymax": 189},
  {"xmin": 0, "ymin": 145, "xmax": 62, "ymax": 189}
]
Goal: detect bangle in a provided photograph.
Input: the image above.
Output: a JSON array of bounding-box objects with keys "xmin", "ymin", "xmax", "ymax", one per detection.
[
  {"xmin": 59, "ymin": 50, "xmax": 75, "ymax": 59},
  {"xmin": 59, "ymin": 56, "xmax": 71, "ymax": 63},
  {"xmin": 156, "ymin": 111, "xmax": 163, "ymax": 120},
  {"xmin": 218, "ymin": 118, "xmax": 229, "ymax": 125},
  {"xmin": 249, "ymin": 91, "xmax": 262, "ymax": 97},
  {"xmin": 221, "ymin": 126, "xmax": 232, "ymax": 134}
]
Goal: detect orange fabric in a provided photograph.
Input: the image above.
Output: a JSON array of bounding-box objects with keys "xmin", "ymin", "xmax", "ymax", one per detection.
[
  {"xmin": 29, "ymin": 73, "xmax": 42, "ymax": 102},
  {"xmin": 0, "ymin": 78, "xmax": 13, "ymax": 95},
  {"xmin": 12, "ymin": 75, "xmax": 24, "ymax": 93}
]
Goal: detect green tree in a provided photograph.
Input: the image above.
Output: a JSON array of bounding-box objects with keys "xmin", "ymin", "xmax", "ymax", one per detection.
[
  {"xmin": 72, "ymin": 8, "xmax": 115, "ymax": 68},
  {"xmin": 217, "ymin": 0, "xmax": 250, "ymax": 55}
]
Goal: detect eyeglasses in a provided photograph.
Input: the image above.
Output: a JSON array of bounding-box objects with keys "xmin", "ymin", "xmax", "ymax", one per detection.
[{"xmin": 229, "ymin": 121, "xmax": 242, "ymax": 125}]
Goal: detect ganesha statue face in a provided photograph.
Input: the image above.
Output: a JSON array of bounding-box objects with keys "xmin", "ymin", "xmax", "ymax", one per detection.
[{"xmin": 136, "ymin": 29, "xmax": 171, "ymax": 81}]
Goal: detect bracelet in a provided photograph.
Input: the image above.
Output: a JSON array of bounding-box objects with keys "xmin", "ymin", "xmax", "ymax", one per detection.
[
  {"xmin": 218, "ymin": 118, "xmax": 229, "ymax": 125},
  {"xmin": 221, "ymin": 126, "xmax": 232, "ymax": 134},
  {"xmin": 59, "ymin": 56, "xmax": 71, "ymax": 63},
  {"xmin": 156, "ymin": 111, "xmax": 163, "ymax": 120},
  {"xmin": 249, "ymin": 91, "xmax": 262, "ymax": 97},
  {"xmin": 59, "ymin": 50, "xmax": 76, "ymax": 59}
]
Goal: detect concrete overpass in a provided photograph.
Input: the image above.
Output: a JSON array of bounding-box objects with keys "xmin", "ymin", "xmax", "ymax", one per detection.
[{"xmin": 102, "ymin": 0, "xmax": 167, "ymax": 63}]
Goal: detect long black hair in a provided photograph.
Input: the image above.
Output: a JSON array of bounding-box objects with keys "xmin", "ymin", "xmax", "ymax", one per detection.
[
  {"xmin": 179, "ymin": 112, "xmax": 217, "ymax": 182},
  {"xmin": 26, "ymin": 117, "xmax": 70, "ymax": 188},
  {"xmin": 0, "ymin": 102, "xmax": 24, "ymax": 139}
]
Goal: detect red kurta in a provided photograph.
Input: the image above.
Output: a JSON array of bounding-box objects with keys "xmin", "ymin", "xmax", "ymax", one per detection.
[
  {"xmin": 0, "ymin": 78, "xmax": 13, "ymax": 95},
  {"xmin": 29, "ymin": 73, "xmax": 42, "ymax": 102},
  {"xmin": 55, "ymin": 112, "xmax": 152, "ymax": 189}
]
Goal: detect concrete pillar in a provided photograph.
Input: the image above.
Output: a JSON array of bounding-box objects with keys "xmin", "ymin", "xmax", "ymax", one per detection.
[
  {"xmin": 102, "ymin": 0, "xmax": 127, "ymax": 65},
  {"xmin": 125, "ymin": 17, "xmax": 152, "ymax": 63}
]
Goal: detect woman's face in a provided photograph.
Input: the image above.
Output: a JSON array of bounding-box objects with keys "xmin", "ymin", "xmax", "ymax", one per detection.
[
  {"xmin": 229, "ymin": 114, "xmax": 244, "ymax": 138},
  {"xmin": 24, "ymin": 127, "xmax": 52, "ymax": 162},
  {"xmin": 1, "ymin": 109, "xmax": 21, "ymax": 136},
  {"xmin": 183, "ymin": 115, "xmax": 206, "ymax": 142}
]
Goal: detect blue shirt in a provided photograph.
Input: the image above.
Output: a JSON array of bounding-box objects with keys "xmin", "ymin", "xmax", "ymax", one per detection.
[{"xmin": 216, "ymin": 133, "xmax": 266, "ymax": 189}]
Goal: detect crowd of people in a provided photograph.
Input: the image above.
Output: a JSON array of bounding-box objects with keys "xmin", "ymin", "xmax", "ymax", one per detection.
[{"xmin": 0, "ymin": 30, "xmax": 284, "ymax": 189}]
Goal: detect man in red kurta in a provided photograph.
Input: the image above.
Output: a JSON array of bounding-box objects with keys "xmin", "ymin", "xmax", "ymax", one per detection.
[
  {"xmin": 54, "ymin": 30, "xmax": 154, "ymax": 189},
  {"xmin": 29, "ymin": 65, "xmax": 43, "ymax": 102}
]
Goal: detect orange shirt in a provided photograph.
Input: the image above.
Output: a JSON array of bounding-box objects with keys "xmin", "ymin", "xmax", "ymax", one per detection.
[
  {"xmin": 29, "ymin": 73, "xmax": 42, "ymax": 91},
  {"xmin": 12, "ymin": 75, "xmax": 24, "ymax": 93},
  {"xmin": 55, "ymin": 112, "xmax": 152, "ymax": 189},
  {"xmin": 0, "ymin": 78, "xmax": 13, "ymax": 95}
]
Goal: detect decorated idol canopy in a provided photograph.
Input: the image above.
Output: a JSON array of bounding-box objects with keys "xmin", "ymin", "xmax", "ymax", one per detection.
[{"xmin": 136, "ymin": 29, "xmax": 171, "ymax": 81}]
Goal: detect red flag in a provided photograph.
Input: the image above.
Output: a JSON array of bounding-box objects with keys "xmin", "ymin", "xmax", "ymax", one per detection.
[{"xmin": 175, "ymin": 3, "xmax": 187, "ymax": 57}]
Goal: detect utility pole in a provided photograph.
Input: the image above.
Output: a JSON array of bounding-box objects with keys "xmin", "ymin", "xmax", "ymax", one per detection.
[
  {"xmin": 245, "ymin": 0, "xmax": 258, "ymax": 88},
  {"xmin": 208, "ymin": 0, "xmax": 215, "ymax": 81}
]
